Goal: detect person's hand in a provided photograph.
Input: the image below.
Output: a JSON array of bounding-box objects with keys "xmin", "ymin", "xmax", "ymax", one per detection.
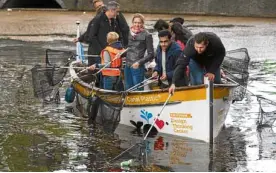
[
  {"xmin": 152, "ymin": 71, "xmax": 158, "ymax": 78},
  {"xmin": 169, "ymin": 84, "xmax": 176, "ymax": 95},
  {"xmin": 160, "ymin": 73, "xmax": 167, "ymax": 81},
  {"xmin": 73, "ymin": 38, "xmax": 79, "ymax": 43},
  {"xmin": 132, "ymin": 62, "xmax": 140, "ymax": 69},
  {"xmin": 205, "ymin": 73, "xmax": 215, "ymax": 81},
  {"xmin": 220, "ymin": 69, "xmax": 226, "ymax": 78},
  {"xmin": 88, "ymin": 64, "xmax": 96, "ymax": 71}
]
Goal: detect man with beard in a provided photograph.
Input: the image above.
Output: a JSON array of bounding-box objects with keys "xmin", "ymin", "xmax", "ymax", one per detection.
[
  {"xmin": 169, "ymin": 32, "xmax": 226, "ymax": 94},
  {"xmin": 152, "ymin": 30, "xmax": 188, "ymax": 88}
]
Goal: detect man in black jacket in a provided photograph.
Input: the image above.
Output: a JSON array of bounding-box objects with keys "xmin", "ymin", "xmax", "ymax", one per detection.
[
  {"xmin": 73, "ymin": 0, "xmax": 106, "ymax": 45},
  {"xmin": 74, "ymin": 1, "xmax": 129, "ymax": 66},
  {"xmin": 92, "ymin": 0, "xmax": 129, "ymax": 47},
  {"xmin": 169, "ymin": 32, "xmax": 226, "ymax": 94}
]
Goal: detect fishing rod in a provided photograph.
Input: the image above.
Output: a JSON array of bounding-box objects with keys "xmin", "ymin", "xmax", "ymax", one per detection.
[
  {"xmin": 125, "ymin": 76, "xmax": 156, "ymax": 92},
  {"xmin": 75, "ymin": 54, "xmax": 99, "ymax": 58},
  {"xmin": 134, "ymin": 78, "xmax": 158, "ymax": 91}
]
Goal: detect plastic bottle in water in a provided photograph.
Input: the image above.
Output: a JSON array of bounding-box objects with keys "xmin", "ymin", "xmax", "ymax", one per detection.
[{"xmin": 120, "ymin": 159, "xmax": 133, "ymax": 167}]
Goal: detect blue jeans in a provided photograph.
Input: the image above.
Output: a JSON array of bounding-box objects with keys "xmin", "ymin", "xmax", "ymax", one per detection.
[
  {"xmin": 189, "ymin": 59, "xmax": 221, "ymax": 85},
  {"xmin": 102, "ymin": 76, "xmax": 123, "ymax": 91},
  {"xmin": 124, "ymin": 65, "xmax": 145, "ymax": 91},
  {"xmin": 103, "ymin": 76, "xmax": 117, "ymax": 90}
]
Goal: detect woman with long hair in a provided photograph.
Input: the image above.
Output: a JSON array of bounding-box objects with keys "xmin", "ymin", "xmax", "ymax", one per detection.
[{"xmin": 171, "ymin": 22, "xmax": 189, "ymax": 51}]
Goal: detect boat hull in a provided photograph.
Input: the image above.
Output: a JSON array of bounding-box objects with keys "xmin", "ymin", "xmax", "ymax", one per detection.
[
  {"xmin": 119, "ymin": 87, "xmax": 232, "ymax": 142},
  {"xmin": 69, "ymin": 61, "xmax": 237, "ymax": 142}
]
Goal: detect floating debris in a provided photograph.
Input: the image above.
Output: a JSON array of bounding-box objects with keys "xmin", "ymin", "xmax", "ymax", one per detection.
[{"xmin": 120, "ymin": 159, "xmax": 133, "ymax": 167}]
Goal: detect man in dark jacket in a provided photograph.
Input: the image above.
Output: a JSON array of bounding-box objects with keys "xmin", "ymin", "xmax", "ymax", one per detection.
[
  {"xmin": 92, "ymin": 0, "xmax": 129, "ymax": 47},
  {"xmin": 169, "ymin": 32, "xmax": 226, "ymax": 94},
  {"xmin": 74, "ymin": 0, "xmax": 106, "ymax": 45},
  {"xmin": 152, "ymin": 30, "xmax": 187, "ymax": 88},
  {"xmin": 85, "ymin": 1, "xmax": 126, "ymax": 66},
  {"xmin": 74, "ymin": 1, "xmax": 129, "ymax": 65}
]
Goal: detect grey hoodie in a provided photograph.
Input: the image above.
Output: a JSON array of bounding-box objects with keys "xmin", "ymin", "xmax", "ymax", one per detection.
[{"xmin": 126, "ymin": 30, "xmax": 154, "ymax": 66}]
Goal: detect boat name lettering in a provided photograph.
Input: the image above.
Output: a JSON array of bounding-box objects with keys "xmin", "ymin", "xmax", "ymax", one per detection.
[{"xmin": 127, "ymin": 95, "xmax": 161, "ymax": 103}]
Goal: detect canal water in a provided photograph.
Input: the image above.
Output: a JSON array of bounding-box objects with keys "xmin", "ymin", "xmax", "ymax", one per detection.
[{"xmin": 0, "ymin": 10, "xmax": 276, "ymax": 171}]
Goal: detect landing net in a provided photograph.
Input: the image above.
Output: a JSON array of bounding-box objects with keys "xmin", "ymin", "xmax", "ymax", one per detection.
[
  {"xmin": 31, "ymin": 49, "xmax": 74, "ymax": 103},
  {"xmin": 222, "ymin": 48, "xmax": 250, "ymax": 101},
  {"xmin": 257, "ymin": 96, "xmax": 276, "ymax": 127}
]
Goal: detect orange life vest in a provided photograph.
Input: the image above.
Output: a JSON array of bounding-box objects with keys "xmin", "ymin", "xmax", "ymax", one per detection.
[{"xmin": 100, "ymin": 46, "xmax": 124, "ymax": 76}]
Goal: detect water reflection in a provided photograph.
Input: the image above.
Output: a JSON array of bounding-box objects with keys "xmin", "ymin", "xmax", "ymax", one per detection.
[
  {"xmin": 2, "ymin": 133, "xmax": 69, "ymax": 172},
  {"xmin": 113, "ymin": 124, "xmax": 249, "ymax": 172},
  {"xmin": 257, "ymin": 127, "xmax": 276, "ymax": 160}
]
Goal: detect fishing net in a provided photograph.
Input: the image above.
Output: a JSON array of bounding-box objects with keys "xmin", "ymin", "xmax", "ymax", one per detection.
[
  {"xmin": 31, "ymin": 65, "xmax": 55, "ymax": 99},
  {"xmin": 221, "ymin": 48, "xmax": 276, "ymax": 127},
  {"xmin": 45, "ymin": 49, "xmax": 75, "ymax": 85},
  {"xmin": 222, "ymin": 48, "xmax": 250, "ymax": 101},
  {"xmin": 96, "ymin": 97, "xmax": 122, "ymax": 131},
  {"xmin": 45, "ymin": 49, "xmax": 74, "ymax": 67},
  {"xmin": 257, "ymin": 96, "xmax": 276, "ymax": 127},
  {"xmin": 31, "ymin": 49, "xmax": 74, "ymax": 103}
]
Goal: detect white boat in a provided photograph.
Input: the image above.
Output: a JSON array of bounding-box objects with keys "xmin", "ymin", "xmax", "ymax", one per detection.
[{"xmin": 69, "ymin": 61, "xmax": 238, "ymax": 142}]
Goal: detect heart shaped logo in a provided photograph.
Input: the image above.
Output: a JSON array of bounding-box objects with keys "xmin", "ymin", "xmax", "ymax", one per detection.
[{"xmin": 155, "ymin": 118, "xmax": 164, "ymax": 129}]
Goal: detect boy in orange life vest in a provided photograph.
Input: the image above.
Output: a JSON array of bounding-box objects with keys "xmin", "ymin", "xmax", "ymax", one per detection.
[{"xmin": 89, "ymin": 32, "xmax": 125, "ymax": 90}]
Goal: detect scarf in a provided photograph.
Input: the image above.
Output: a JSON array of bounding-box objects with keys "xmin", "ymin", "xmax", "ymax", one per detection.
[{"xmin": 130, "ymin": 26, "xmax": 144, "ymax": 39}]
